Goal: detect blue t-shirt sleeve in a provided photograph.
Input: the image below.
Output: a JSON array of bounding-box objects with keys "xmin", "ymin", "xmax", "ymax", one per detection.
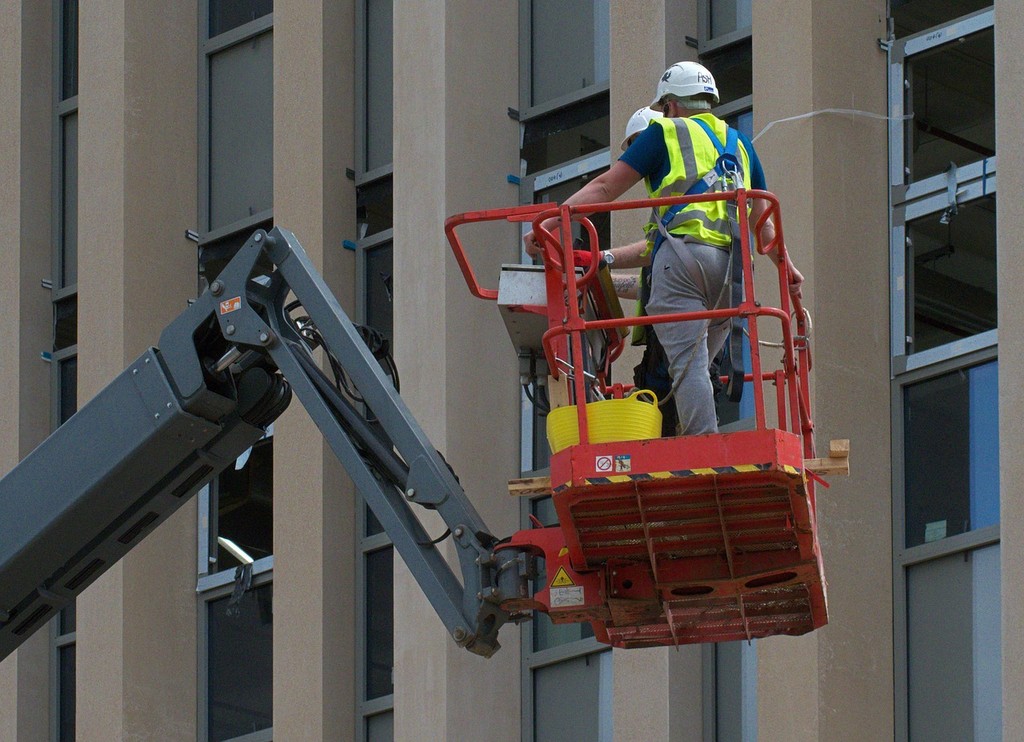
[
  {"xmin": 619, "ymin": 124, "xmax": 668, "ymax": 182},
  {"xmin": 738, "ymin": 130, "xmax": 766, "ymax": 190}
]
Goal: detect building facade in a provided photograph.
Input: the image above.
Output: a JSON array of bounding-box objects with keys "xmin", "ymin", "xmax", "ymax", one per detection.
[{"xmin": 0, "ymin": 0, "xmax": 1017, "ymax": 740}]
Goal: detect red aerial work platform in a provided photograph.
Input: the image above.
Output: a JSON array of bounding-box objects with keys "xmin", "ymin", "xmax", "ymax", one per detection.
[{"xmin": 446, "ymin": 188, "xmax": 845, "ymax": 647}]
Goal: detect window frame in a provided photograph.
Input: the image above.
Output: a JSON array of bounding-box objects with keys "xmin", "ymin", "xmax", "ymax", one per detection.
[
  {"xmin": 197, "ymin": 2, "xmax": 274, "ymax": 245},
  {"xmin": 355, "ymin": 0, "xmax": 394, "ymax": 186},
  {"xmin": 888, "ymin": 8, "xmax": 996, "ymax": 365},
  {"xmin": 517, "ymin": 0, "xmax": 611, "ymax": 123},
  {"xmin": 888, "ymin": 9, "xmax": 999, "ymax": 730}
]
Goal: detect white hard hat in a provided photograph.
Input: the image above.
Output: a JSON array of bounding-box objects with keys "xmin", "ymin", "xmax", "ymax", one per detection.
[
  {"xmin": 651, "ymin": 61, "xmax": 720, "ymax": 108},
  {"xmin": 620, "ymin": 107, "xmax": 663, "ymax": 151}
]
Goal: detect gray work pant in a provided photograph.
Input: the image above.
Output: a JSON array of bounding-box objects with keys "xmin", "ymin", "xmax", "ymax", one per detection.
[{"xmin": 646, "ymin": 237, "xmax": 732, "ymax": 436}]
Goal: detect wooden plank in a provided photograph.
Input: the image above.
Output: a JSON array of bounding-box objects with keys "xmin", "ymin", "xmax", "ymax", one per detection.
[
  {"xmin": 804, "ymin": 456, "xmax": 850, "ymax": 476},
  {"xmin": 509, "ymin": 476, "xmax": 552, "ymax": 497},
  {"xmin": 828, "ymin": 439, "xmax": 850, "ymax": 458}
]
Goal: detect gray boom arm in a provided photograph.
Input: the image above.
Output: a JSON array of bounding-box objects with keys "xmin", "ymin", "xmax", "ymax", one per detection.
[{"xmin": 0, "ymin": 227, "xmax": 526, "ymax": 661}]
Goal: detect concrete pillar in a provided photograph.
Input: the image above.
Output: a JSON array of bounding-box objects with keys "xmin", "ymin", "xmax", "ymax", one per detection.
[
  {"xmin": 271, "ymin": 1, "xmax": 357, "ymax": 739},
  {"xmin": 0, "ymin": 7, "xmax": 53, "ymax": 737},
  {"xmin": 392, "ymin": 1, "xmax": 521, "ymax": 740},
  {"xmin": 996, "ymin": 1, "xmax": 1024, "ymax": 738},
  {"xmin": 755, "ymin": 1, "xmax": 892, "ymax": 739},
  {"xmin": 74, "ymin": 2, "xmax": 199, "ymax": 739}
]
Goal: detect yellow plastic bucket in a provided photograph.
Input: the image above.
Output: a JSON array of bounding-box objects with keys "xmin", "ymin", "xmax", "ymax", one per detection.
[{"xmin": 546, "ymin": 390, "xmax": 663, "ymax": 454}]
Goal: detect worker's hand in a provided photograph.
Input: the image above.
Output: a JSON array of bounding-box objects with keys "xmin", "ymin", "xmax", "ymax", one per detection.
[
  {"xmin": 786, "ymin": 260, "xmax": 805, "ymax": 300},
  {"xmin": 523, "ymin": 229, "xmax": 543, "ymax": 259}
]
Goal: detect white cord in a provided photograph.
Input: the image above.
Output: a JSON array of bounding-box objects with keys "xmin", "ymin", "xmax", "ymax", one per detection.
[{"xmin": 753, "ymin": 108, "xmax": 914, "ymax": 143}]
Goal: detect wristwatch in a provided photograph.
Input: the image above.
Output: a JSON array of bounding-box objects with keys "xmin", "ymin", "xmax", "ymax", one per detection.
[{"xmin": 601, "ymin": 250, "xmax": 615, "ymax": 266}]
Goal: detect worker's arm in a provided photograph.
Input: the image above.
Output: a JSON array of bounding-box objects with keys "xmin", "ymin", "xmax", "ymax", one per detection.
[
  {"xmin": 524, "ymin": 160, "xmax": 643, "ymax": 258},
  {"xmin": 749, "ymin": 198, "xmax": 804, "ymax": 299}
]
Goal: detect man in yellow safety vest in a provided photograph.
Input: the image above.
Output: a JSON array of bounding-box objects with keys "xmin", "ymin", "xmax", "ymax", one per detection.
[{"xmin": 525, "ymin": 61, "xmax": 803, "ymax": 436}]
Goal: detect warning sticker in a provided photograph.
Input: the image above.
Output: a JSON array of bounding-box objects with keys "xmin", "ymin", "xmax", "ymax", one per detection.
[
  {"xmin": 219, "ymin": 297, "xmax": 242, "ymax": 315},
  {"xmin": 595, "ymin": 455, "xmax": 613, "ymax": 472},
  {"xmin": 550, "ymin": 566, "xmax": 575, "ymax": 587},
  {"xmin": 550, "ymin": 585, "xmax": 585, "ymax": 608},
  {"xmin": 614, "ymin": 454, "xmax": 631, "ymax": 472}
]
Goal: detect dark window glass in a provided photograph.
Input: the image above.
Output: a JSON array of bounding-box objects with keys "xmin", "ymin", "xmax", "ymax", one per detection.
[
  {"xmin": 209, "ymin": 33, "xmax": 274, "ymax": 231},
  {"xmin": 61, "ymin": 0, "xmax": 78, "ymax": 100},
  {"xmin": 533, "ymin": 653, "xmax": 603, "ymax": 741},
  {"xmin": 907, "ymin": 544, "xmax": 1001, "ymax": 739},
  {"xmin": 365, "ymin": 503, "xmax": 384, "ymax": 537},
  {"xmin": 209, "ymin": 0, "xmax": 272, "ymax": 37},
  {"xmin": 59, "ymin": 644, "xmax": 76, "ymax": 742},
  {"xmin": 724, "ymin": 109, "xmax": 754, "ymax": 141},
  {"xmin": 522, "ymin": 94, "xmax": 610, "ymax": 176},
  {"xmin": 59, "ymin": 357, "xmax": 78, "ymax": 425},
  {"xmin": 701, "ymin": 41, "xmax": 753, "ymax": 108},
  {"xmin": 213, "ymin": 437, "xmax": 273, "ymax": 571},
  {"xmin": 710, "ymin": 0, "xmax": 752, "ymax": 38},
  {"xmin": 54, "ymin": 295, "xmax": 77, "ymax": 352},
  {"xmin": 904, "ymin": 360, "xmax": 999, "ymax": 548},
  {"xmin": 208, "ymin": 584, "xmax": 273, "ymax": 741},
  {"xmin": 365, "ymin": 242, "xmax": 393, "ymax": 343},
  {"xmin": 529, "ymin": 0, "xmax": 609, "ymax": 108},
  {"xmin": 357, "ymin": 177, "xmax": 394, "ymax": 238},
  {"xmin": 906, "ymin": 196, "xmax": 995, "ymax": 353},
  {"xmin": 905, "ymin": 28, "xmax": 993, "ymax": 183},
  {"xmin": 59, "ymin": 603, "xmax": 76, "ymax": 634},
  {"xmin": 366, "ymin": 710, "xmax": 394, "ymax": 742},
  {"xmin": 365, "ymin": 0, "xmax": 393, "ymax": 172},
  {"xmin": 62, "ymin": 112, "xmax": 78, "ymax": 287},
  {"xmin": 365, "ymin": 547, "xmax": 394, "ymax": 699},
  {"xmin": 891, "ymin": 0, "xmax": 991, "ymax": 39}
]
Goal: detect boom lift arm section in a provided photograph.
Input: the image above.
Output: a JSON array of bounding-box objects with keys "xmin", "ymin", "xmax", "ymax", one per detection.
[{"xmin": 0, "ymin": 227, "xmax": 527, "ymax": 662}]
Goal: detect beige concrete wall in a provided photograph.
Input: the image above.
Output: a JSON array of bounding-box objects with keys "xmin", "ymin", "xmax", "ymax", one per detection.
[
  {"xmin": 75, "ymin": 2, "xmax": 199, "ymax": 739},
  {"xmin": 272, "ymin": 1, "xmax": 357, "ymax": 739},
  {"xmin": 392, "ymin": 0, "xmax": 521, "ymax": 740},
  {"xmin": 0, "ymin": 2, "xmax": 56, "ymax": 740},
  {"xmin": 755, "ymin": 1, "xmax": 892, "ymax": 740},
  {"xmin": 996, "ymin": 1, "xmax": 1024, "ymax": 738}
]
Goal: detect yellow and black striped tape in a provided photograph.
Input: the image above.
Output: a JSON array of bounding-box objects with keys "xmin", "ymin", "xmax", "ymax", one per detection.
[{"xmin": 553, "ymin": 463, "xmax": 802, "ymax": 492}]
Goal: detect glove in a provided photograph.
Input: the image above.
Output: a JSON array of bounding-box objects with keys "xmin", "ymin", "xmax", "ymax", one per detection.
[{"xmin": 572, "ymin": 250, "xmax": 595, "ymax": 268}]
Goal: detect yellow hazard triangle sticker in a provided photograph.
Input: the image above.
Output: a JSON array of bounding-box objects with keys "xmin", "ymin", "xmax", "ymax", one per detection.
[{"xmin": 550, "ymin": 566, "xmax": 575, "ymax": 587}]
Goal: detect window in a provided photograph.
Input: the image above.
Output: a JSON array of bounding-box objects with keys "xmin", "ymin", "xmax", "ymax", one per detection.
[
  {"xmin": 206, "ymin": 581, "xmax": 274, "ymax": 741},
  {"xmin": 521, "ymin": 497, "xmax": 612, "ymax": 742},
  {"xmin": 51, "ymin": 3, "xmax": 78, "ymax": 738},
  {"xmin": 356, "ymin": 2, "xmax": 395, "ymax": 736},
  {"xmin": 903, "ymin": 362, "xmax": 998, "ymax": 548},
  {"xmin": 358, "ymin": 506, "xmax": 394, "ymax": 741},
  {"xmin": 703, "ymin": 641, "xmax": 758, "ymax": 742},
  {"xmin": 198, "ymin": 0, "xmax": 273, "ymax": 279},
  {"xmin": 522, "ymin": 0, "xmax": 610, "ymax": 116},
  {"xmin": 889, "ymin": 12, "xmax": 999, "ymax": 739},
  {"xmin": 198, "ymin": 6, "xmax": 275, "ymax": 741}
]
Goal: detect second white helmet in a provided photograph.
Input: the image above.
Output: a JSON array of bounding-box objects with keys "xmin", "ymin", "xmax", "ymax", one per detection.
[
  {"xmin": 651, "ymin": 61, "xmax": 719, "ymax": 108},
  {"xmin": 620, "ymin": 107, "xmax": 663, "ymax": 151}
]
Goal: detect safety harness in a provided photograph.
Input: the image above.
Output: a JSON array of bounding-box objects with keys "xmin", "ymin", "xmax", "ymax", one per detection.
[{"xmin": 649, "ymin": 119, "xmax": 746, "ymax": 403}]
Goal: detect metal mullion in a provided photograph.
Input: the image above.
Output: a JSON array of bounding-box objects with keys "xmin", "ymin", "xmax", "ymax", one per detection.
[
  {"xmin": 698, "ymin": 28, "xmax": 752, "ymax": 56},
  {"xmin": 199, "ymin": 209, "xmax": 275, "ymax": 245},
  {"xmin": 360, "ymin": 532, "xmax": 392, "ymax": 553},
  {"xmin": 54, "ymin": 631, "xmax": 76, "ymax": 648},
  {"xmin": 56, "ymin": 96, "xmax": 77, "ymax": 118},
  {"xmin": 196, "ymin": 556, "xmax": 274, "ymax": 594},
  {"xmin": 355, "ymin": 163, "xmax": 394, "ymax": 189},
  {"xmin": 900, "ymin": 157, "xmax": 997, "ymax": 207},
  {"xmin": 523, "ymin": 636, "xmax": 604, "ymax": 670},
  {"xmin": 360, "ymin": 694, "xmax": 394, "ymax": 717},
  {"xmin": 714, "ymin": 95, "xmax": 751, "ymax": 123},
  {"xmin": 201, "ymin": 14, "xmax": 274, "ymax": 56},
  {"xmin": 894, "ymin": 333, "xmax": 996, "ymax": 379},
  {"xmin": 519, "ymin": 83, "xmax": 611, "ymax": 124},
  {"xmin": 897, "ymin": 525, "xmax": 1000, "ymax": 569},
  {"xmin": 900, "ymin": 7, "xmax": 993, "ymax": 58}
]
